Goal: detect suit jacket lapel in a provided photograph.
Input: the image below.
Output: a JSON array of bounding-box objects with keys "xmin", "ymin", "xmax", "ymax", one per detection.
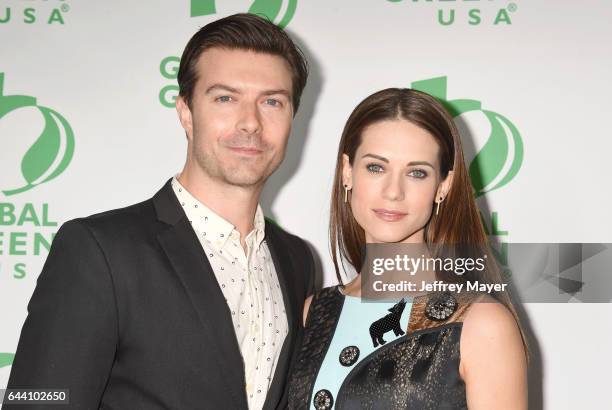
[
  {"xmin": 153, "ymin": 180, "xmax": 247, "ymax": 409},
  {"xmin": 262, "ymin": 223, "xmax": 299, "ymax": 410}
]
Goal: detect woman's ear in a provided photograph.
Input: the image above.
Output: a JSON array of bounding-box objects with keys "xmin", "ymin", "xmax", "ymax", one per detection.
[
  {"xmin": 342, "ymin": 154, "xmax": 353, "ymax": 188},
  {"xmin": 437, "ymin": 170, "xmax": 454, "ymax": 200}
]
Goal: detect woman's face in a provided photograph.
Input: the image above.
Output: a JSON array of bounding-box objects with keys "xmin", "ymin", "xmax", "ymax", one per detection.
[{"xmin": 343, "ymin": 119, "xmax": 453, "ymax": 244}]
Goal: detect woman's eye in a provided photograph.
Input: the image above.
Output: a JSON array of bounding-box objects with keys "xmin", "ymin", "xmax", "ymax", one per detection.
[
  {"xmin": 409, "ymin": 169, "xmax": 428, "ymax": 179},
  {"xmin": 216, "ymin": 95, "xmax": 232, "ymax": 103},
  {"xmin": 366, "ymin": 163, "xmax": 384, "ymax": 173}
]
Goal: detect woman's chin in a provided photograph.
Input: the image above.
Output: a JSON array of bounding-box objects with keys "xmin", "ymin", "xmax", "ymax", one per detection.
[
  {"xmin": 367, "ymin": 232, "xmax": 414, "ymax": 244},
  {"xmin": 365, "ymin": 227, "xmax": 425, "ymax": 244}
]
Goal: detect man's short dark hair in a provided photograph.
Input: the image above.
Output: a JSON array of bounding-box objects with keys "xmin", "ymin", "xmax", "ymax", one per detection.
[{"xmin": 178, "ymin": 13, "xmax": 309, "ymax": 113}]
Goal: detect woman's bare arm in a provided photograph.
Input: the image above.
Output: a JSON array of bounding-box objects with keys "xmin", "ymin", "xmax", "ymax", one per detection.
[{"xmin": 460, "ymin": 298, "xmax": 528, "ymax": 409}]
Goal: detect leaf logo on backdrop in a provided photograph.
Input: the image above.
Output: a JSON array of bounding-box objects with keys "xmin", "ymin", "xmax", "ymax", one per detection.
[
  {"xmin": 0, "ymin": 352, "xmax": 15, "ymax": 368},
  {"xmin": 0, "ymin": 73, "xmax": 75, "ymax": 196},
  {"xmin": 190, "ymin": 0, "xmax": 298, "ymax": 28},
  {"xmin": 412, "ymin": 77, "xmax": 523, "ymax": 197}
]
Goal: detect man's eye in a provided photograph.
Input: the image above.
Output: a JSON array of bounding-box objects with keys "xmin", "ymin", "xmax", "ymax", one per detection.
[
  {"xmin": 265, "ymin": 98, "xmax": 281, "ymax": 107},
  {"xmin": 216, "ymin": 96, "xmax": 232, "ymax": 103},
  {"xmin": 366, "ymin": 163, "xmax": 384, "ymax": 173}
]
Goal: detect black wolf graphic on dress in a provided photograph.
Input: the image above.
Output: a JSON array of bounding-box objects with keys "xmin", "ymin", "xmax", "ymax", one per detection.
[{"xmin": 368, "ymin": 298, "xmax": 406, "ymax": 347}]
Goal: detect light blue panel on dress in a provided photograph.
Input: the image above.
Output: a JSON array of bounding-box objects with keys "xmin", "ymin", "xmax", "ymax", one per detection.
[{"xmin": 310, "ymin": 290, "xmax": 413, "ymax": 408}]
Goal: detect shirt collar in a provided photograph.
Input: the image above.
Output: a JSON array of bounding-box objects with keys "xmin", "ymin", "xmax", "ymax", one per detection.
[
  {"xmin": 171, "ymin": 176, "xmax": 266, "ymax": 250},
  {"xmin": 252, "ymin": 205, "xmax": 266, "ymax": 247}
]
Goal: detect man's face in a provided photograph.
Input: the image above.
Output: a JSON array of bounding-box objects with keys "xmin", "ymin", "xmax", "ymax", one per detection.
[{"xmin": 177, "ymin": 47, "xmax": 294, "ymax": 188}]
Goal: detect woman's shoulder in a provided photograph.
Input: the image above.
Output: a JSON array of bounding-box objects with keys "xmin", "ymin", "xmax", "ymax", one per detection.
[
  {"xmin": 447, "ymin": 292, "xmax": 523, "ymax": 346},
  {"xmin": 460, "ymin": 293, "xmax": 523, "ymax": 350}
]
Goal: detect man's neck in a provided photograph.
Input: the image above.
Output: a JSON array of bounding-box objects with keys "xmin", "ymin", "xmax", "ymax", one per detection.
[{"xmin": 177, "ymin": 169, "xmax": 262, "ymax": 241}]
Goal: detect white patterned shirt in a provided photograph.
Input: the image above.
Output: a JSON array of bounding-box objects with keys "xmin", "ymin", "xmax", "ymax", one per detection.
[{"xmin": 171, "ymin": 177, "xmax": 288, "ymax": 410}]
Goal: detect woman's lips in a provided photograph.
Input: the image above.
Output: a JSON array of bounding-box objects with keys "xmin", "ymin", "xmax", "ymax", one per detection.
[{"xmin": 372, "ymin": 208, "xmax": 408, "ymax": 222}]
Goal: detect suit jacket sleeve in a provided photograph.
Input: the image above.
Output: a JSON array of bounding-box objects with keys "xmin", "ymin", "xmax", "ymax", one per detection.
[{"xmin": 4, "ymin": 219, "xmax": 118, "ymax": 410}]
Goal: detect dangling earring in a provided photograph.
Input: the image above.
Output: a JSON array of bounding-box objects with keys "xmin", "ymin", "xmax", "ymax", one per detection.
[
  {"xmin": 344, "ymin": 185, "xmax": 351, "ymax": 203},
  {"xmin": 436, "ymin": 195, "xmax": 444, "ymax": 215}
]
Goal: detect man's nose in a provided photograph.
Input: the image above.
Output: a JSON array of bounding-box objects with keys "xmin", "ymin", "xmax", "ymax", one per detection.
[{"xmin": 237, "ymin": 101, "xmax": 262, "ymax": 135}]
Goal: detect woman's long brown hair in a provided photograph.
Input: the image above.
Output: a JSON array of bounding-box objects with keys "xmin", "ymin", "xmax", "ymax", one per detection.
[{"xmin": 329, "ymin": 88, "xmax": 528, "ymax": 358}]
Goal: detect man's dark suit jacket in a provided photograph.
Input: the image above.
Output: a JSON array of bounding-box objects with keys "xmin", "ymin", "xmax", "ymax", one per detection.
[{"xmin": 5, "ymin": 179, "xmax": 314, "ymax": 410}]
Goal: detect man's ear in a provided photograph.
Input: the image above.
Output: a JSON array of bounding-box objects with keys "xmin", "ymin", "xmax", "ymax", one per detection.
[
  {"xmin": 437, "ymin": 170, "xmax": 455, "ymax": 200},
  {"xmin": 176, "ymin": 95, "xmax": 193, "ymax": 141},
  {"xmin": 342, "ymin": 154, "xmax": 353, "ymax": 188}
]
